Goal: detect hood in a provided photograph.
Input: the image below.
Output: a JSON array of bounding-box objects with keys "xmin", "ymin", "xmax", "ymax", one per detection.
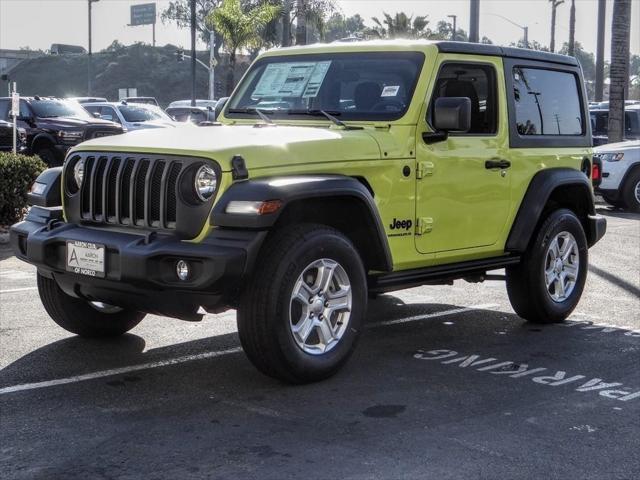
[
  {"xmin": 594, "ymin": 139, "xmax": 640, "ymax": 152},
  {"xmin": 73, "ymin": 124, "xmax": 382, "ymax": 171},
  {"xmin": 39, "ymin": 116, "xmax": 121, "ymax": 129}
]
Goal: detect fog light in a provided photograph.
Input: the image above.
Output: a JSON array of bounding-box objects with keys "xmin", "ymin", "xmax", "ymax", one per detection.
[{"xmin": 176, "ymin": 260, "xmax": 190, "ymax": 281}]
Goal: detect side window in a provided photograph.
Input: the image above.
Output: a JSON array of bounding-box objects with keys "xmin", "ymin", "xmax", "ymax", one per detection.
[
  {"xmin": 0, "ymin": 100, "xmax": 9, "ymax": 120},
  {"xmin": 102, "ymin": 107, "xmax": 120, "ymax": 123},
  {"xmin": 431, "ymin": 62, "xmax": 498, "ymax": 135},
  {"xmin": 512, "ymin": 67, "xmax": 583, "ymax": 136}
]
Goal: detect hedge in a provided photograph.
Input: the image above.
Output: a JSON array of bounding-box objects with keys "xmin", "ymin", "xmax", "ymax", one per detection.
[{"xmin": 0, "ymin": 152, "xmax": 47, "ymax": 225}]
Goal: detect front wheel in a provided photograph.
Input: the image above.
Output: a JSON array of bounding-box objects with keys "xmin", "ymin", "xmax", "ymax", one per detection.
[
  {"xmin": 237, "ymin": 224, "xmax": 367, "ymax": 384},
  {"xmin": 506, "ymin": 209, "xmax": 588, "ymax": 324},
  {"xmin": 621, "ymin": 169, "xmax": 640, "ymax": 213},
  {"xmin": 37, "ymin": 274, "xmax": 145, "ymax": 337}
]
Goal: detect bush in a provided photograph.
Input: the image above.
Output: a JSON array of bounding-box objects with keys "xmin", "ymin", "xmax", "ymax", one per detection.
[{"xmin": 0, "ymin": 152, "xmax": 47, "ymax": 225}]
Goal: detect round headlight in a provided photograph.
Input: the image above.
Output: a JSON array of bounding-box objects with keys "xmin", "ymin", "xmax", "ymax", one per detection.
[
  {"xmin": 73, "ymin": 159, "xmax": 85, "ymax": 187},
  {"xmin": 194, "ymin": 165, "xmax": 217, "ymax": 201}
]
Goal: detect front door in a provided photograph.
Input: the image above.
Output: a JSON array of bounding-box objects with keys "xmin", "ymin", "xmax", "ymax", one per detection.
[{"xmin": 415, "ymin": 57, "xmax": 512, "ymax": 256}]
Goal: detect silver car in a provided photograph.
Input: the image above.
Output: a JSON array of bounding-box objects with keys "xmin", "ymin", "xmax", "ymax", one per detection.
[{"xmin": 83, "ymin": 102, "xmax": 178, "ymax": 131}]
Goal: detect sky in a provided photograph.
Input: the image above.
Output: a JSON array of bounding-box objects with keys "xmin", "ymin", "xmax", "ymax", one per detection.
[{"xmin": 0, "ymin": 0, "xmax": 639, "ymax": 59}]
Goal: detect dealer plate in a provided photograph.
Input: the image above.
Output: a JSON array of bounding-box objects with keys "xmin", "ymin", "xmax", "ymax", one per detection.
[{"xmin": 66, "ymin": 241, "xmax": 105, "ymax": 278}]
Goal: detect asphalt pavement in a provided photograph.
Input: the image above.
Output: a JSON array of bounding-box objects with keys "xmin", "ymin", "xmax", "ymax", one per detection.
[{"xmin": 1, "ymin": 206, "xmax": 638, "ymax": 480}]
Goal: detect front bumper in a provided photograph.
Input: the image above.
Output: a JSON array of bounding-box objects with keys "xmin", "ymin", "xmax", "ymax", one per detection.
[{"xmin": 10, "ymin": 206, "xmax": 266, "ymax": 321}]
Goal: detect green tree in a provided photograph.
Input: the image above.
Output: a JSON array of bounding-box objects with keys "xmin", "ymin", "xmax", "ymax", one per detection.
[
  {"xmin": 369, "ymin": 12, "xmax": 431, "ymax": 39},
  {"xmin": 560, "ymin": 41, "xmax": 596, "ymax": 96},
  {"xmin": 293, "ymin": 0, "xmax": 336, "ymax": 45},
  {"xmin": 429, "ymin": 20, "xmax": 468, "ymax": 41},
  {"xmin": 207, "ymin": 0, "xmax": 281, "ymax": 94},
  {"xmin": 324, "ymin": 13, "xmax": 366, "ymax": 42}
]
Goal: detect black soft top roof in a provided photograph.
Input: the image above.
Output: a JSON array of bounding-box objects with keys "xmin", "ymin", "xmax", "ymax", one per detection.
[{"xmin": 435, "ymin": 41, "xmax": 579, "ymax": 67}]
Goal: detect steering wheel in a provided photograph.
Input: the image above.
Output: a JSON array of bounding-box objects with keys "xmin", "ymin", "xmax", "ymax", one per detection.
[{"xmin": 370, "ymin": 99, "xmax": 405, "ymax": 112}]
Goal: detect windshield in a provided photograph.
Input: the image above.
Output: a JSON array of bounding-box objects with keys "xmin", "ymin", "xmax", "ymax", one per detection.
[
  {"xmin": 30, "ymin": 99, "xmax": 92, "ymax": 119},
  {"xmin": 118, "ymin": 104, "xmax": 169, "ymax": 122},
  {"xmin": 226, "ymin": 51, "xmax": 425, "ymax": 121}
]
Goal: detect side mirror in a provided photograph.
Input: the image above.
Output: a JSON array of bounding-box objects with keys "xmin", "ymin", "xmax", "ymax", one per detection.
[
  {"xmin": 92, "ymin": 111, "xmax": 102, "ymax": 119},
  {"xmin": 423, "ymin": 97, "xmax": 471, "ymax": 144},
  {"xmin": 214, "ymin": 97, "xmax": 229, "ymax": 121},
  {"xmin": 433, "ymin": 97, "xmax": 471, "ymax": 132}
]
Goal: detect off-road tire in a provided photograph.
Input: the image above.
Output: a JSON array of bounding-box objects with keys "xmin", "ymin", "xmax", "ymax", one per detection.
[
  {"xmin": 621, "ymin": 168, "xmax": 640, "ymax": 213},
  {"xmin": 237, "ymin": 223, "xmax": 367, "ymax": 384},
  {"xmin": 506, "ymin": 209, "xmax": 588, "ymax": 324},
  {"xmin": 37, "ymin": 273, "xmax": 145, "ymax": 337},
  {"xmin": 36, "ymin": 147, "xmax": 60, "ymax": 167}
]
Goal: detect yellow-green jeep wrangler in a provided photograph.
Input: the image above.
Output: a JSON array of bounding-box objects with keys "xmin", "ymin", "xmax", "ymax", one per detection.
[{"xmin": 11, "ymin": 40, "xmax": 606, "ymax": 383}]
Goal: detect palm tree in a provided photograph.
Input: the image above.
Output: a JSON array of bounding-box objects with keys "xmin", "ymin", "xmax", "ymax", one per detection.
[
  {"xmin": 369, "ymin": 12, "xmax": 430, "ymax": 39},
  {"xmin": 207, "ymin": 0, "xmax": 280, "ymax": 94},
  {"xmin": 549, "ymin": 0, "xmax": 564, "ymax": 53},
  {"xmin": 608, "ymin": 0, "xmax": 632, "ymax": 143}
]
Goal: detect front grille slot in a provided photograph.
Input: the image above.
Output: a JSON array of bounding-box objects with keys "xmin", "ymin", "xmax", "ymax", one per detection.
[{"xmin": 76, "ymin": 154, "xmax": 184, "ymax": 230}]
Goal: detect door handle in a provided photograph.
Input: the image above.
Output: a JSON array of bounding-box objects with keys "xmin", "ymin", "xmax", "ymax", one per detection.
[{"xmin": 485, "ymin": 159, "xmax": 511, "ymax": 170}]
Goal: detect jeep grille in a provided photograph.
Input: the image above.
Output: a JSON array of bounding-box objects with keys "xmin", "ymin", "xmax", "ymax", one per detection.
[{"xmin": 64, "ymin": 152, "xmax": 218, "ymax": 238}]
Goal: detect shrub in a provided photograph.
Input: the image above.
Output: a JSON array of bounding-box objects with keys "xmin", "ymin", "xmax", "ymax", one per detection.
[{"xmin": 0, "ymin": 152, "xmax": 47, "ymax": 225}]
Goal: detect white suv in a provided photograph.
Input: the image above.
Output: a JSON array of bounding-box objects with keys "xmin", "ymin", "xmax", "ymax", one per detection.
[{"xmin": 595, "ymin": 140, "xmax": 640, "ymax": 212}]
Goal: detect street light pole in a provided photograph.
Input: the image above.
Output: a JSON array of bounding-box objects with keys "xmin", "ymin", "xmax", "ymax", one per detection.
[
  {"xmin": 190, "ymin": 0, "xmax": 196, "ymax": 107},
  {"xmin": 448, "ymin": 15, "xmax": 457, "ymax": 41},
  {"xmin": 469, "ymin": 0, "xmax": 480, "ymax": 43},
  {"xmin": 487, "ymin": 13, "xmax": 528, "ymax": 48},
  {"xmin": 87, "ymin": 0, "xmax": 99, "ymax": 96}
]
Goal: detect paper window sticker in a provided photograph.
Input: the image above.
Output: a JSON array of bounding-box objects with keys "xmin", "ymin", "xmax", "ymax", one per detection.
[{"xmin": 381, "ymin": 85, "xmax": 400, "ymax": 97}]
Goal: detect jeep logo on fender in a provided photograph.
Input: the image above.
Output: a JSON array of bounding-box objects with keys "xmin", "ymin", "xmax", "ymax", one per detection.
[{"xmin": 389, "ymin": 218, "xmax": 412, "ymax": 231}]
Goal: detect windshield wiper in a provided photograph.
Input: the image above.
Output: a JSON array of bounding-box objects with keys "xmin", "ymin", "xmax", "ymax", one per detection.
[
  {"xmin": 227, "ymin": 107, "xmax": 274, "ymax": 124},
  {"xmin": 289, "ymin": 109, "xmax": 362, "ymax": 130}
]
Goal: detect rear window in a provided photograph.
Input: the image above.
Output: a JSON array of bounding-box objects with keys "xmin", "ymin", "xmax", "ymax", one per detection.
[{"xmin": 512, "ymin": 67, "xmax": 584, "ymax": 136}]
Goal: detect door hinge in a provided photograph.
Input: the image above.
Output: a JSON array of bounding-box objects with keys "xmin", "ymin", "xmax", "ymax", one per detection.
[
  {"xmin": 415, "ymin": 217, "xmax": 433, "ymax": 235},
  {"xmin": 416, "ymin": 161, "xmax": 434, "ymax": 179}
]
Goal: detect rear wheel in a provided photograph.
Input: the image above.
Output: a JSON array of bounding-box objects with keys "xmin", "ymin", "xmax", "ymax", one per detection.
[
  {"xmin": 237, "ymin": 224, "xmax": 367, "ymax": 384},
  {"xmin": 37, "ymin": 273, "xmax": 145, "ymax": 337},
  {"xmin": 506, "ymin": 209, "xmax": 588, "ymax": 324},
  {"xmin": 621, "ymin": 169, "xmax": 640, "ymax": 213}
]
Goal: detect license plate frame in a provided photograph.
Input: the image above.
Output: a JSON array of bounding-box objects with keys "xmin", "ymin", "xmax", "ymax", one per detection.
[{"xmin": 66, "ymin": 240, "xmax": 106, "ymax": 278}]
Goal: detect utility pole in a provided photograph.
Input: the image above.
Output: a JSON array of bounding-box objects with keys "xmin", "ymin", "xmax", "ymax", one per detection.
[
  {"xmin": 595, "ymin": 0, "xmax": 606, "ymax": 101},
  {"xmin": 448, "ymin": 15, "xmax": 457, "ymax": 41},
  {"xmin": 87, "ymin": 0, "xmax": 100, "ymax": 96},
  {"xmin": 568, "ymin": 0, "xmax": 576, "ymax": 56},
  {"xmin": 469, "ymin": 0, "xmax": 480, "ymax": 43},
  {"xmin": 209, "ymin": 30, "xmax": 216, "ymax": 100},
  {"xmin": 190, "ymin": 0, "xmax": 196, "ymax": 107},
  {"xmin": 549, "ymin": 0, "xmax": 565, "ymax": 53},
  {"xmin": 487, "ymin": 14, "xmax": 528, "ymax": 48}
]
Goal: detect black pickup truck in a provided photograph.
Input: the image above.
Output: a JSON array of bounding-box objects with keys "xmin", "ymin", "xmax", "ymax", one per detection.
[{"xmin": 0, "ymin": 96, "xmax": 123, "ymax": 165}]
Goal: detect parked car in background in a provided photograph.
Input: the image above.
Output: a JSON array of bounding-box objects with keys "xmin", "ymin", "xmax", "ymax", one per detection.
[
  {"xmin": 0, "ymin": 119, "xmax": 27, "ymax": 152},
  {"xmin": 68, "ymin": 97, "xmax": 108, "ymax": 105},
  {"xmin": 590, "ymin": 104, "xmax": 640, "ymax": 146},
  {"xmin": 166, "ymin": 104, "xmax": 217, "ymax": 124},
  {"xmin": 83, "ymin": 101, "xmax": 178, "ymax": 131},
  {"xmin": 168, "ymin": 99, "xmax": 218, "ymax": 109},
  {"xmin": 594, "ymin": 140, "xmax": 640, "ymax": 212},
  {"xmin": 123, "ymin": 96, "xmax": 159, "ymax": 107},
  {"xmin": 0, "ymin": 96, "xmax": 123, "ymax": 166}
]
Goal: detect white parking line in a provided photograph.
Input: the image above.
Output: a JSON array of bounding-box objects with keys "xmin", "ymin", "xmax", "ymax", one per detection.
[
  {"xmin": 369, "ymin": 303, "xmax": 498, "ymax": 327},
  {"xmin": 0, "ymin": 304, "xmax": 500, "ymax": 396},
  {"xmin": 0, "ymin": 347, "xmax": 243, "ymax": 395},
  {"xmin": 0, "ymin": 287, "xmax": 38, "ymax": 294}
]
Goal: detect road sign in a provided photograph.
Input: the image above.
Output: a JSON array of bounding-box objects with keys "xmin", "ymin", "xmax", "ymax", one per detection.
[
  {"xmin": 11, "ymin": 91, "xmax": 19, "ymax": 116},
  {"xmin": 130, "ymin": 3, "xmax": 156, "ymax": 26}
]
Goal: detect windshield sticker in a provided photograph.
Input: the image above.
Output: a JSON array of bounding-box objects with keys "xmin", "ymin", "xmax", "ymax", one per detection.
[
  {"xmin": 381, "ymin": 85, "xmax": 400, "ymax": 97},
  {"xmin": 252, "ymin": 61, "xmax": 332, "ymax": 99}
]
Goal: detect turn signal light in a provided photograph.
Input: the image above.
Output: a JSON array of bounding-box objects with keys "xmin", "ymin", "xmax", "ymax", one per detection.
[{"xmin": 226, "ymin": 200, "xmax": 283, "ymax": 215}]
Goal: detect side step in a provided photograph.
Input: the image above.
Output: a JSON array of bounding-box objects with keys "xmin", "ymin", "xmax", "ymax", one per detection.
[{"xmin": 368, "ymin": 255, "xmax": 521, "ymax": 294}]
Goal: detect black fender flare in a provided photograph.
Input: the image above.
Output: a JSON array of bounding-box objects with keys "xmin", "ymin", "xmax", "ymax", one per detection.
[
  {"xmin": 211, "ymin": 175, "xmax": 393, "ymax": 271},
  {"xmin": 27, "ymin": 167, "xmax": 62, "ymax": 207},
  {"xmin": 506, "ymin": 168, "xmax": 598, "ymax": 252}
]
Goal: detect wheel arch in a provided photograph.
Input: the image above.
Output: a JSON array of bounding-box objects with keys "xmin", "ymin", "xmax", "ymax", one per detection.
[
  {"xmin": 211, "ymin": 175, "xmax": 393, "ymax": 272},
  {"xmin": 506, "ymin": 168, "xmax": 598, "ymax": 252},
  {"xmin": 31, "ymin": 132, "xmax": 57, "ymax": 152}
]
